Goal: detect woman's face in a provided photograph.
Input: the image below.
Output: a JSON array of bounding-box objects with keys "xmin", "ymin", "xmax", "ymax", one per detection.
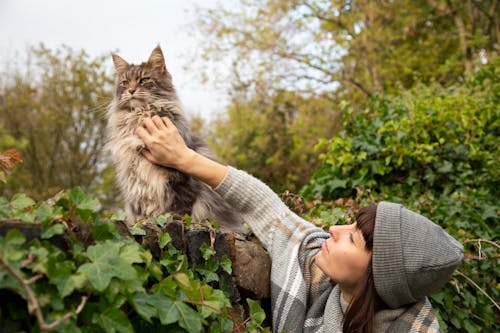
[{"xmin": 315, "ymin": 223, "xmax": 371, "ymax": 289}]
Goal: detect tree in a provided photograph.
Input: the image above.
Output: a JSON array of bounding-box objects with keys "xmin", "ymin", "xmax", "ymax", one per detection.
[
  {"xmin": 0, "ymin": 44, "xmax": 117, "ymax": 204},
  {"xmin": 196, "ymin": 0, "xmax": 498, "ymax": 100},
  {"xmin": 194, "ymin": 0, "xmax": 498, "ymax": 191},
  {"xmin": 209, "ymin": 86, "xmax": 342, "ymax": 193}
]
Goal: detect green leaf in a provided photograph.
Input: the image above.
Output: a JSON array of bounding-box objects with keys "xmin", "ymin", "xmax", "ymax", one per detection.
[
  {"xmin": 220, "ymin": 256, "xmax": 232, "ymax": 274},
  {"xmin": 130, "ymin": 226, "xmax": 146, "ymax": 236},
  {"xmin": 247, "ymin": 299, "xmax": 266, "ymax": 325},
  {"xmin": 157, "ymin": 298, "xmax": 203, "ymax": 333},
  {"xmin": 34, "ymin": 203, "xmax": 60, "ymax": 223},
  {"xmin": 77, "ymin": 240, "xmax": 137, "ymax": 291},
  {"xmin": 327, "ymin": 179, "xmax": 348, "ymax": 190},
  {"xmin": 200, "ymin": 243, "xmax": 216, "ymax": 261},
  {"xmin": 158, "ymin": 232, "xmax": 171, "ymax": 249},
  {"xmin": 93, "ymin": 307, "xmax": 134, "ymax": 333},
  {"xmin": 131, "ymin": 292, "xmax": 160, "ymax": 322},
  {"xmin": 55, "ymin": 273, "xmax": 86, "ymax": 298},
  {"xmin": 91, "ymin": 221, "xmax": 118, "ymax": 240},
  {"xmin": 41, "ymin": 223, "xmax": 65, "ymax": 239},
  {"xmin": 10, "ymin": 193, "xmax": 35, "ymax": 210},
  {"xmin": 119, "ymin": 240, "xmax": 144, "ymax": 265},
  {"xmin": 5, "ymin": 229, "xmax": 26, "ymax": 246},
  {"xmin": 69, "ymin": 187, "xmax": 99, "ymax": 211}
]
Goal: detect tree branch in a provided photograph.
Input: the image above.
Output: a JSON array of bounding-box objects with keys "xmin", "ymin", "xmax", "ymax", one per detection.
[{"xmin": 455, "ymin": 270, "xmax": 500, "ymax": 312}]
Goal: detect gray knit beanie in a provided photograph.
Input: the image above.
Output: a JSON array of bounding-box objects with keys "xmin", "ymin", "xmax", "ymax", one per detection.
[{"xmin": 372, "ymin": 202, "xmax": 464, "ymax": 309}]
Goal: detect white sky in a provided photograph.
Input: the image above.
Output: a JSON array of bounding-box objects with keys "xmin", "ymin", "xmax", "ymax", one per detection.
[{"xmin": 0, "ymin": 0, "xmax": 227, "ymax": 120}]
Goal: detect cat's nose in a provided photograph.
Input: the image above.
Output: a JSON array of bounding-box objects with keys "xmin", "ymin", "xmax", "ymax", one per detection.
[{"xmin": 128, "ymin": 88, "xmax": 136, "ymax": 95}]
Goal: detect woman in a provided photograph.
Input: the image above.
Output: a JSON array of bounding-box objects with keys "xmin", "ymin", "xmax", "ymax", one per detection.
[{"xmin": 135, "ymin": 116, "xmax": 463, "ymax": 333}]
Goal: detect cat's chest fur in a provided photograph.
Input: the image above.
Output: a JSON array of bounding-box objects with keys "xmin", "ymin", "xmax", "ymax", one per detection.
[{"xmin": 106, "ymin": 102, "xmax": 184, "ymax": 218}]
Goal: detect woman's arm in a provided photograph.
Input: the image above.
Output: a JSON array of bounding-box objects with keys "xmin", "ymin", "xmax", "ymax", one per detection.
[
  {"xmin": 135, "ymin": 115, "xmax": 291, "ymax": 248},
  {"xmin": 135, "ymin": 116, "xmax": 227, "ymax": 188}
]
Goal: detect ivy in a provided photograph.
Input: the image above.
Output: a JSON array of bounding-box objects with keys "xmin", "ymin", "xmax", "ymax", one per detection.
[{"xmin": 0, "ymin": 189, "xmax": 270, "ymax": 332}]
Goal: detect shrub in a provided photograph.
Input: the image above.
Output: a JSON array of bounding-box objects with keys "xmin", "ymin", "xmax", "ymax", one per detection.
[{"xmin": 302, "ymin": 60, "xmax": 500, "ymax": 332}]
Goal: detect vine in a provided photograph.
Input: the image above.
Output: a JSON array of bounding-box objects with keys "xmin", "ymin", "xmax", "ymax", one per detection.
[{"xmin": 0, "ymin": 188, "xmax": 270, "ymax": 332}]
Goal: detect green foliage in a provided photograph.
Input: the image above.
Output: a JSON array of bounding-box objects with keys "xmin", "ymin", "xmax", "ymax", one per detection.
[
  {"xmin": 303, "ymin": 61, "xmax": 500, "ymax": 332},
  {"xmin": 0, "ymin": 189, "xmax": 269, "ymax": 332},
  {"xmin": 209, "ymin": 89, "xmax": 341, "ymax": 193},
  {"xmin": 0, "ymin": 44, "xmax": 118, "ymax": 206},
  {"xmin": 197, "ymin": 0, "xmax": 499, "ymax": 195},
  {"xmin": 196, "ymin": 0, "xmax": 498, "ymax": 103}
]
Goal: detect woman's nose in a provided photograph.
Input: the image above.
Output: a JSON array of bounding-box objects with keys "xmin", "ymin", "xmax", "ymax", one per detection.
[{"xmin": 329, "ymin": 226, "xmax": 338, "ymax": 240}]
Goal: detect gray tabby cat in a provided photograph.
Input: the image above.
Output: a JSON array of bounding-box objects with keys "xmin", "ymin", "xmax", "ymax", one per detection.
[{"xmin": 106, "ymin": 46, "xmax": 243, "ymax": 232}]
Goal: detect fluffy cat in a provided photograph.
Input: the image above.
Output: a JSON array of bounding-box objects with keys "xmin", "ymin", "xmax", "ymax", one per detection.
[{"xmin": 105, "ymin": 46, "xmax": 243, "ymax": 232}]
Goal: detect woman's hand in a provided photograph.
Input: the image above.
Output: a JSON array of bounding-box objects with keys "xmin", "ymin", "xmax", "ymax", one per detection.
[
  {"xmin": 135, "ymin": 116, "xmax": 195, "ymax": 171},
  {"xmin": 135, "ymin": 115, "xmax": 228, "ymax": 188}
]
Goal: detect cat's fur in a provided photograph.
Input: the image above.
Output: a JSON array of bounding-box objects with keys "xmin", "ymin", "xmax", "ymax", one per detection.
[{"xmin": 105, "ymin": 46, "xmax": 243, "ymax": 232}]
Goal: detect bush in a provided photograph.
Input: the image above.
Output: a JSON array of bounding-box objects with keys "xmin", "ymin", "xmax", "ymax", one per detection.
[{"xmin": 302, "ymin": 60, "xmax": 500, "ymax": 332}]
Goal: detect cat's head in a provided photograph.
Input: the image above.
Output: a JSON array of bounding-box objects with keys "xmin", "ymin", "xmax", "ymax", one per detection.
[{"xmin": 111, "ymin": 46, "xmax": 175, "ymax": 108}]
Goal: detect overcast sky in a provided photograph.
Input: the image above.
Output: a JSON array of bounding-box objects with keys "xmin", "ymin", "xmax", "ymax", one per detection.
[{"xmin": 0, "ymin": 0, "xmax": 227, "ymax": 120}]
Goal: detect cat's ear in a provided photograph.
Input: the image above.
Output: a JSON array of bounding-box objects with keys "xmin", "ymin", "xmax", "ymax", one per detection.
[
  {"xmin": 147, "ymin": 45, "xmax": 167, "ymax": 74},
  {"xmin": 112, "ymin": 53, "xmax": 129, "ymax": 74}
]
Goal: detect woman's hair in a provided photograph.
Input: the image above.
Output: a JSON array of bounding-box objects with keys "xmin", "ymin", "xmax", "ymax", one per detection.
[{"xmin": 343, "ymin": 204, "xmax": 387, "ymax": 333}]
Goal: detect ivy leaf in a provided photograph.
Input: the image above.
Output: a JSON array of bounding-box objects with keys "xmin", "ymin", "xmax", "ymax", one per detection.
[
  {"xmin": 220, "ymin": 256, "xmax": 232, "ymax": 274},
  {"xmin": 69, "ymin": 187, "xmax": 99, "ymax": 211},
  {"xmin": 131, "ymin": 292, "xmax": 160, "ymax": 322},
  {"xmin": 34, "ymin": 203, "xmax": 61, "ymax": 223},
  {"xmin": 91, "ymin": 221, "xmax": 118, "ymax": 241},
  {"xmin": 200, "ymin": 243, "xmax": 216, "ymax": 261},
  {"xmin": 77, "ymin": 241, "xmax": 137, "ymax": 291},
  {"xmin": 327, "ymin": 179, "xmax": 348, "ymax": 191},
  {"xmin": 129, "ymin": 226, "xmax": 146, "ymax": 236},
  {"xmin": 10, "ymin": 193, "xmax": 35, "ymax": 210},
  {"xmin": 55, "ymin": 273, "xmax": 86, "ymax": 298},
  {"xmin": 119, "ymin": 241, "xmax": 144, "ymax": 265},
  {"xmin": 247, "ymin": 299, "xmax": 266, "ymax": 326},
  {"xmin": 158, "ymin": 232, "xmax": 171, "ymax": 249},
  {"xmin": 41, "ymin": 223, "xmax": 65, "ymax": 239},
  {"xmin": 132, "ymin": 291, "xmax": 203, "ymax": 332},
  {"xmin": 157, "ymin": 297, "xmax": 203, "ymax": 333},
  {"xmin": 92, "ymin": 307, "xmax": 134, "ymax": 333},
  {"xmin": 5, "ymin": 229, "xmax": 26, "ymax": 246}
]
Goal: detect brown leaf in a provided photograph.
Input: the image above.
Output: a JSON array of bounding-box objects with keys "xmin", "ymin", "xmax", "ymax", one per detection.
[{"xmin": 0, "ymin": 148, "xmax": 23, "ymax": 173}]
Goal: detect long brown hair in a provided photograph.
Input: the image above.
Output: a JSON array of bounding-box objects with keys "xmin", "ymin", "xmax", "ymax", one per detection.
[{"xmin": 343, "ymin": 204, "xmax": 387, "ymax": 333}]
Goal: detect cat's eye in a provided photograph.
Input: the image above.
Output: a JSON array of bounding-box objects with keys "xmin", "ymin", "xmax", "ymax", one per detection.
[
  {"xmin": 120, "ymin": 80, "xmax": 129, "ymax": 87},
  {"xmin": 139, "ymin": 77, "xmax": 151, "ymax": 85}
]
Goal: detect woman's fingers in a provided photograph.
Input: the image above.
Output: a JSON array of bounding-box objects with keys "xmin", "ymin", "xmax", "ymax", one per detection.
[
  {"xmin": 151, "ymin": 115, "xmax": 166, "ymax": 130},
  {"xmin": 135, "ymin": 126, "xmax": 150, "ymax": 143},
  {"xmin": 162, "ymin": 116, "xmax": 174, "ymax": 128}
]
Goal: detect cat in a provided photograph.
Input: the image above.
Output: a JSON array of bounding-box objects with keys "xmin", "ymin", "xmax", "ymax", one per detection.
[{"xmin": 105, "ymin": 45, "xmax": 243, "ymax": 232}]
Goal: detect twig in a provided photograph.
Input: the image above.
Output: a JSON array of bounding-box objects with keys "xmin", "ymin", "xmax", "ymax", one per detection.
[
  {"xmin": 455, "ymin": 270, "xmax": 500, "ymax": 312},
  {"xmin": 464, "ymin": 239, "xmax": 500, "ymax": 249},
  {"xmin": 0, "ymin": 254, "xmax": 88, "ymax": 331},
  {"xmin": 25, "ymin": 273, "xmax": 43, "ymax": 285}
]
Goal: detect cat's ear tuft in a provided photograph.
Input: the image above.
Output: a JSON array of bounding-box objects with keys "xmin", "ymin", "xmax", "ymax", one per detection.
[
  {"xmin": 147, "ymin": 45, "xmax": 167, "ymax": 74},
  {"xmin": 112, "ymin": 54, "xmax": 129, "ymax": 74}
]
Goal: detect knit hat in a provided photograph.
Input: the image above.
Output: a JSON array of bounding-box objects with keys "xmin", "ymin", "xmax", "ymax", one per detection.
[{"xmin": 372, "ymin": 202, "xmax": 463, "ymax": 309}]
